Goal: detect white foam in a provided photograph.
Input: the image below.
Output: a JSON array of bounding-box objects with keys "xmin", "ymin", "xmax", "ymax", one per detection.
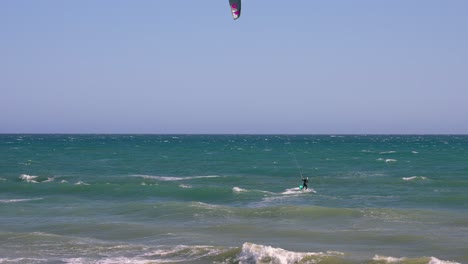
[
  {"xmin": 385, "ymin": 159, "xmax": 397, "ymax": 163},
  {"xmin": 403, "ymin": 176, "xmax": 427, "ymax": 181},
  {"xmin": 63, "ymin": 257, "xmax": 151, "ymax": 264},
  {"xmin": 0, "ymin": 258, "xmax": 47, "ymax": 263},
  {"xmin": 18, "ymin": 174, "xmax": 57, "ymax": 183},
  {"xmin": 139, "ymin": 244, "xmax": 228, "ymax": 263},
  {"xmin": 281, "ymin": 187, "xmax": 316, "ymax": 195},
  {"xmin": 233, "ymin": 187, "xmax": 247, "ymax": 193},
  {"xmin": 75, "ymin": 181, "xmax": 90, "ymax": 185},
  {"xmin": 373, "ymin": 255, "xmax": 406, "ymax": 262},
  {"xmin": 19, "ymin": 174, "xmax": 39, "ymax": 183},
  {"xmin": 179, "ymin": 184, "xmax": 192, "ymax": 188},
  {"xmin": 412, "ymin": 151, "xmax": 419, "ymax": 154},
  {"xmin": 373, "ymin": 255, "xmax": 460, "ymax": 264},
  {"xmin": 281, "ymin": 187, "xmax": 301, "ymax": 195},
  {"xmin": 0, "ymin": 198, "xmax": 43, "ymax": 203},
  {"xmin": 380, "ymin": 151, "xmax": 397, "ymax": 154},
  {"xmin": 134, "ymin": 174, "xmax": 221, "ymax": 181},
  {"xmin": 428, "ymin": 257, "xmax": 461, "ymax": 264},
  {"xmin": 239, "ymin": 242, "xmax": 342, "ymax": 264},
  {"xmin": 62, "ymin": 257, "xmax": 87, "ymax": 264}
]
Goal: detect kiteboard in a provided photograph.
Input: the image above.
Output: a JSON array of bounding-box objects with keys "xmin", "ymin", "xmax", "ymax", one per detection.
[
  {"xmin": 303, "ymin": 187, "xmax": 316, "ymax": 193},
  {"xmin": 299, "ymin": 185, "xmax": 316, "ymax": 193}
]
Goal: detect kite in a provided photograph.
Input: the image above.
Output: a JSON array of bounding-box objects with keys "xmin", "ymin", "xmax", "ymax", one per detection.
[{"xmin": 229, "ymin": 0, "xmax": 241, "ymax": 20}]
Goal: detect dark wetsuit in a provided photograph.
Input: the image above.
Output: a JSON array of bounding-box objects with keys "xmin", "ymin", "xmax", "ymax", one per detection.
[{"xmin": 302, "ymin": 178, "xmax": 308, "ymax": 190}]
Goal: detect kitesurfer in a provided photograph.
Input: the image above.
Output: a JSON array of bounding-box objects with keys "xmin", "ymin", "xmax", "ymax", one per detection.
[{"xmin": 301, "ymin": 177, "xmax": 309, "ymax": 190}]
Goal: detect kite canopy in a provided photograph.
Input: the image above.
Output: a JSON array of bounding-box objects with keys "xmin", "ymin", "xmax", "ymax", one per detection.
[{"xmin": 229, "ymin": 0, "xmax": 241, "ymax": 20}]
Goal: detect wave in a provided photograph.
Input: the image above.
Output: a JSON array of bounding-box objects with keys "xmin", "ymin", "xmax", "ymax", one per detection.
[
  {"xmin": 17, "ymin": 174, "xmax": 87, "ymax": 185},
  {"xmin": 147, "ymin": 202, "xmax": 363, "ymax": 221},
  {"xmin": 233, "ymin": 186, "xmax": 248, "ymax": 193},
  {"xmin": 19, "ymin": 174, "xmax": 55, "ymax": 183},
  {"xmin": 239, "ymin": 242, "xmax": 344, "ymax": 264},
  {"xmin": 0, "ymin": 258, "xmax": 48, "ymax": 263},
  {"xmin": 377, "ymin": 158, "xmax": 398, "ymax": 163},
  {"xmin": 0, "ymin": 231, "xmax": 461, "ymax": 264},
  {"xmin": 0, "ymin": 198, "xmax": 43, "ymax": 203},
  {"xmin": 240, "ymin": 243, "xmax": 456, "ymax": 263},
  {"xmin": 19, "ymin": 174, "xmax": 39, "ymax": 183},
  {"xmin": 133, "ymin": 174, "xmax": 222, "ymax": 181},
  {"xmin": 0, "ymin": 232, "xmax": 239, "ymax": 264},
  {"xmin": 379, "ymin": 151, "xmax": 397, "ymax": 154},
  {"xmin": 403, "ymin": 176, "xmax": 428, "ymax": 181},
  {"xmin": 232, "ymin": 187, "xmax": 275, "ymax": 195},
  {"xmin": 373, "ymin": 255, "xmax": 460, "ymax": 264},
  {"xmin": 74, "ymin": 181, "xmax": 90, "ymax": 185},
  {"xmin": 18, "ymin": 176, "xmax": 89, "ymax": 185}
]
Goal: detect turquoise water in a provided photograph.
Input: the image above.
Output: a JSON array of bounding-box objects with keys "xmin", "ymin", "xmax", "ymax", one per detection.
[{"xmin": 1, "ymin": 135, "xmax": 467, "ymax": 263}]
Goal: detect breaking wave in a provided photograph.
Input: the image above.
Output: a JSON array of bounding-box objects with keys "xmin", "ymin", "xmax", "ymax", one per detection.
[{"xmin": 0, "ymin": 232, "xmax": 462, "ymax": 264}]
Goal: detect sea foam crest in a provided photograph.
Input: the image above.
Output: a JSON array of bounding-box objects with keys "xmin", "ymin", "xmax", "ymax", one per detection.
[
  {"xmin": 19, "ymin": 174, "xmax": 38, "ymax": 183},
  {"xmin": 134, "ymin": 174, "xmax": 221, "ymax": 181},
  {"xmin": 63, "ymin": 257, "xmax": 152, "ymax": 264},
  {"xmin": 233, "ymin": 187, "xmax": 248, "ymax": 193},
  {"xmin": 379, "ymin": 151, "xmax": 397, "ymax": 154},
  {"xmin": 0, "ymin": 198, "xmax": 43, "ymax": 203},
  {"xmin": 233, "ymin": 187, "xmax": 275, "ymax": 195},
  {"xmin": 75, "ymin": 181, "xmax": 90, "ymax": 185},
  {"xmin": 19, "ymin": 174, "xmax": 55, "ymax": 183},
  {"xmin": 428, "ymin": 257, "xmax": 461, "ymax": 264},
  {"xmin": 239, "ymin": 242, "xmax": 342, "ymax": 264},
  {"xmin": 377, "ymin": 158, "xmax": 397, "ymax": 163},
  {"xmin": 373, "ymin": 255, "xmax": 404, "ymax": 262},
  {"xmin": 373, "ymin": 255, "xmax": 460, "ymax": 264},
  {"xmin": 0, "ymin": 258, "xmax": 48, "ymax": 263},
  {"xmin": 403, "ymin": 176, "xmax": 427, "ymax": 181},
  {"xmin": 143, "ymin": 244, "xmax": 225, "ymax": 257}
]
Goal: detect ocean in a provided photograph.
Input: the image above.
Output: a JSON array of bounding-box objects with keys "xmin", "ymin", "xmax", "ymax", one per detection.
[{"xmin": 0, "ymin": 134, "xmax": 467, "ymax": 264}]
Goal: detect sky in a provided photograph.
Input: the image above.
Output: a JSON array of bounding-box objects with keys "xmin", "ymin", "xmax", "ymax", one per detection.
[{"xmin": 1, "ymin": 0, "xmax": 467, "ymax": 134}]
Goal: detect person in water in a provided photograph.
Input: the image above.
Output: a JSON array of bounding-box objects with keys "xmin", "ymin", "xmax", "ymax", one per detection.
[{"xmin": 301, "ymin": 177, "xmax": 309, "ymax": 190}]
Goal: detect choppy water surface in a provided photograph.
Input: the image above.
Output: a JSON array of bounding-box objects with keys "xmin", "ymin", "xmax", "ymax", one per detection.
[{"xmin": 1, "ymin": 135, "xmax": 467, "ymax": 263}]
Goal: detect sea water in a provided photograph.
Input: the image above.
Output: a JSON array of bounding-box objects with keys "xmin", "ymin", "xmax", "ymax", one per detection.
[{"xmin": 0, "ymin": 135, "xmax": 467, "ymax": 263}]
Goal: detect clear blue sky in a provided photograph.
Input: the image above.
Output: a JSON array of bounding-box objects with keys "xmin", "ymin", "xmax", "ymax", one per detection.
[{"xmin": 1, "ymin": 0, "xmax": 467, "ymax": 134}]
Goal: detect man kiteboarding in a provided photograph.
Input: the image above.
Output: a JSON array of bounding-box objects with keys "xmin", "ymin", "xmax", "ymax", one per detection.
[{"xmin": 301, "ymin": 177, "xmax": 309, "ymax": 190}]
